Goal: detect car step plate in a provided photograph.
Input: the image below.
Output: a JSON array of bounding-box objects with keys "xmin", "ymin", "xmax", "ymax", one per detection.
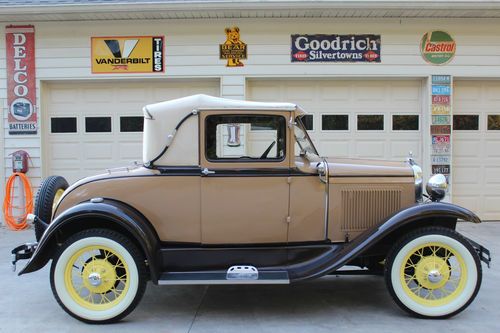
[{"xmin": 159, "ymin": 266, "xmax": 289, "ymax": 285}]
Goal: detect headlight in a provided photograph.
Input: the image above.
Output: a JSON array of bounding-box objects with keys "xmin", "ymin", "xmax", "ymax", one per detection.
[{"xmin": 426, "ymin": 174, "xmax": 448, "ymax": 202}]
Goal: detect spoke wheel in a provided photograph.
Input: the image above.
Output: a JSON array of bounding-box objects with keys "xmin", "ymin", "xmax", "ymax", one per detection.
[
  {"xmin": 51, "ymin": 229, "xmax": 147, "ymax": 323},
  {"xmin": 385, "ymin": 227, "xmax": 482, "ymax": 318}
]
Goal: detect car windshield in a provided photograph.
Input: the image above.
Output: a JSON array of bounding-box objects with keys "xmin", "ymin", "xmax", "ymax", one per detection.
[{"xmin": 294, "ymin": 115, "xmax": 319, "ymax": 157}]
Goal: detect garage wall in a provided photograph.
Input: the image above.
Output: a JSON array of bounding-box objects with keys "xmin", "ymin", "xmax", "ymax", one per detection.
[{"xmin": 2, "ymin": 18, "xmax": 500, "ymax": 223}]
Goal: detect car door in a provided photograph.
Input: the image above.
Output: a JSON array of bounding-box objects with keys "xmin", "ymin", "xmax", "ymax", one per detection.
[{"xmin": 199, "ymin": 111, "xmax": 291, "ymax": 244}]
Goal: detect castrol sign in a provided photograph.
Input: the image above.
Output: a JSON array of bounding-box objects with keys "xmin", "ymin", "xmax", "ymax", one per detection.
[
  {"xmin": 291, "ymin": 34, "xmax": 381, "ymax": 63},
  {"xmin": 6, "ymin": 25, "xmax": 37, "ymax": 135},
  {"xmin": 420, "ymin": 31, "xmax": 456, "ymax": 65}
]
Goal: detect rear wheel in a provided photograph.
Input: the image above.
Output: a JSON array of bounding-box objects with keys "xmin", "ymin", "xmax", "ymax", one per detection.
[
  {"xmin": 34, "ymin": 175, "xmax": 68, "ymax": 240},
  {"xmin": 50, "ymin": 229, "xmax": 147, "ymax": 323},
  {"xmin": 385, "ymin": 227, "xmax": 481, "ymax": 318}
]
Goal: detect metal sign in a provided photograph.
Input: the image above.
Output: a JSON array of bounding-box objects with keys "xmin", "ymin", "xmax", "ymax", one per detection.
[
  {"xmin": 91, "ymin": 36, "xmax": 164, "ymax": 73},
  {"xmin": 432, "ymin": 75, "xmax": 451, "ymax": 84},
  {"xmin": 421, "ymin": 31, "xmax": 456, "ymax": 65},
  {"xmin": 431, "ymin": 125, "xmax": 451, "ymax": 135},
  {"xmin": 432, "ymin": 95, "xmax": 450, "ymax": 104},
  {"xmin": 432, "ymin": 164, "xmax": 451, "ymax": 174},
  {"xmin": 432, "ymin": 115, "xmax": 451, "ymax": 125},
  {"xmin": 432, "ymin": 143, "xmax": 451, "ymax": 155},
  {"xmin": 431, "ymin": 155, "xmax": 451, "ymax": 164},
  {"xmin": 220, "ymin": 27, "xmax": 247, "ymax": 67},
  {"xmin": 432, "ymin": 105, "xmax": 451, "ymax": 115},
  {"xmin": 291, "ymin": 34, "xmax": 381, "ymax": 63},
  {"xmin": 432, "ymin": 85, "xmax": 451, "ymax": 95},
  {"xmin": 432, "ymin": 135, "xmax": 450, "ymax": 144},
  {"xmin": 6, "ymin": 25, "xmax": 37, "ymax": 135}
]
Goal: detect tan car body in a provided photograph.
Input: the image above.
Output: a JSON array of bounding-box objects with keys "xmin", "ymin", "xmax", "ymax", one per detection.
[{"xmin": 56, "ymin": 106, "xmax": 415, "ymax": 245}]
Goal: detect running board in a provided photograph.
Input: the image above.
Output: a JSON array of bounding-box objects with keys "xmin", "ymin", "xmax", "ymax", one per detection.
[{"xmin": 158, "ymin": 270, "xmax": 290, "ymax": 285}]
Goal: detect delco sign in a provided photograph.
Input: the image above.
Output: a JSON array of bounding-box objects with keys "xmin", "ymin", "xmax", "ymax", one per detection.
[
  {"xmin": 291, "ymin": 34, "xmax": 381, "ymax": 63},
  {"xmin": 5, "ymin": 25, "xmax": 37, "ymax": 135}
]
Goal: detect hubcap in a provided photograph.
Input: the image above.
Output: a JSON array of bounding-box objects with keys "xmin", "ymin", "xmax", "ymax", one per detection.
[
  {"xmin": 428, "ymin": 270, "xmax": 442, "ymax": 284},
  {"xmin": 88, "ymin": 272, "xmax": 102, "ymax": 287}
]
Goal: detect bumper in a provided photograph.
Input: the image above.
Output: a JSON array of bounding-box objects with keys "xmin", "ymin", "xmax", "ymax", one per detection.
[
  {"xmin": 10, "ymin": 213, "xmax": 48, "ymax": 272},
  {"xmin": 467, "ymin": 238, "xmax": 492, "ymax": 268},
  {"xmin": 11, "ymin": 242, "xmax": 37, "ymax": 272}
]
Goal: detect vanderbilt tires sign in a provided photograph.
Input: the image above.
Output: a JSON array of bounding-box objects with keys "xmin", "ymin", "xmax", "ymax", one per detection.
[{"xmin": 91, "ymin": 36, "xmax": 164, "ymax": 73}]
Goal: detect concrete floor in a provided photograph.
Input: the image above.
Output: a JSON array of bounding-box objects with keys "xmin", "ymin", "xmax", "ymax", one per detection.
[{"xmin": 0, "ymin": 223, "xmax": 498, "ymax": 333}]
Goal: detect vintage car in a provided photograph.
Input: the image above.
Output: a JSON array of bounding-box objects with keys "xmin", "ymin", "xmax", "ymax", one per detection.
[{"xmin": 12, "ymin": 94, "xmax": 490, "ymax": 323}]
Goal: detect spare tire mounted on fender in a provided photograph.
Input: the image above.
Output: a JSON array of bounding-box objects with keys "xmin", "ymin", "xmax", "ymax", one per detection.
[{"xmin": 34, "ymin": 175, "xmax": 69, "ymax": 241}]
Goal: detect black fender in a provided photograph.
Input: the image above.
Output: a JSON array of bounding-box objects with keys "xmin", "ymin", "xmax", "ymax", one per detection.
[
  {"xmin": 288, "ymin": 202, "xmax": 481, "ymax": 282},
  {"xmin": 19, "ymin": 199, "xmax": 161, "ymax": 283}
]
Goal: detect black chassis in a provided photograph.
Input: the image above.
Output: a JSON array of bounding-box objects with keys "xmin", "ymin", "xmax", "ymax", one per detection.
[{"xmin": 13, "ymin": 198, "xmax": 491, "ymax": 283}]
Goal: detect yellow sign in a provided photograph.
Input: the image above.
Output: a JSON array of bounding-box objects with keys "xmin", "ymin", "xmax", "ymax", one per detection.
[
  {"xmin": 220, "ymin": 27, "xmax": 247, "ymax": 67},
  {"xmin": 432, "ymin": 104, "xmax": 451, "ymax": 115},
  {"xmin": 91, "ymin": 36, "xmax": 164, "ymax": 74}
]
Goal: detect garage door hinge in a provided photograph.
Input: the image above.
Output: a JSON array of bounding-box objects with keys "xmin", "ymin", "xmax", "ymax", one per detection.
[{"xmin": 286, "ymin": 216, "xmax": 291, "ymax": 223}]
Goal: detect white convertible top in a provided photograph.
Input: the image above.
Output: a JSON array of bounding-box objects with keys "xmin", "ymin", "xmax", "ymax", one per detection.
[{"xmin": 142, "ymin": 94, "xmax": 304, "ymax": 166}]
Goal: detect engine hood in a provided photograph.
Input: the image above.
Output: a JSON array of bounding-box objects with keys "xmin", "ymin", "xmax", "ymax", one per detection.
[
  {"xmin": 326, "ymin": 158, "xmax": 414, "ymax": 177},
  {"xmin": 295, "ymin": 156, "xmax": 414, "ymax": 177}
]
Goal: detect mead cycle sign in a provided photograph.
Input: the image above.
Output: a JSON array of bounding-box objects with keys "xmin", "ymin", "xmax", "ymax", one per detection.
[
  {"xmin": 91, "ymin": 36, "xmax": 164, "ymax": 73},
  {"xmin": 291, "ymin": 34, "xmax": 381, "ymax": 63}
]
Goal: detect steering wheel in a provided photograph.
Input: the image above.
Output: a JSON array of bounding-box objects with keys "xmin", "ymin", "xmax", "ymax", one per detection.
[{"xmin": 260, "ymin": 141, "xmax": 276, "ymax": 159}]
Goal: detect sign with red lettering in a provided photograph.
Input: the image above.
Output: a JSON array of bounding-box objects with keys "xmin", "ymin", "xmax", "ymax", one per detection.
[
  {"xmin": 432, "ymin": 95, "xmax": 450, "ymax": 105},
  {"xmin": 6, "ymin": 25, "xmax": 37, "ymax": 135}
]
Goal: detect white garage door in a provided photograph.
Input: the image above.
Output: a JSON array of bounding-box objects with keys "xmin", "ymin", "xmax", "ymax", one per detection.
[
  {"xmin": 44, "ymin": 80, "xmax": 219, "ymax": 183},
  {"xmin": 248, "ymin": 79, "xmax": 423, "ymax": 163},
  {"xmin": 453, "ymin": 80, "xmax": 500, "ymax": 220}
]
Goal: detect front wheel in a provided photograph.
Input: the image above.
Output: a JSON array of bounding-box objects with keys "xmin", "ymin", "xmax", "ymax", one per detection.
[
  {"xmin": 50, "ymin": 229, "xmax": 147, "ymax": 323},
  {"xmin": 385, "ymin": 227, "xmax": 482, "ymax": 318}
]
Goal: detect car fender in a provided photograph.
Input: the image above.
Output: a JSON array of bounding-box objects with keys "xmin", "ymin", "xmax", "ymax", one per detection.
[
  {"xmin": 288, "ymin": 202, "xmax": 481, "ymax": 282},
  {"xmin": 19, "ymin": 199, "xmax": 161, "ymax": 283}
]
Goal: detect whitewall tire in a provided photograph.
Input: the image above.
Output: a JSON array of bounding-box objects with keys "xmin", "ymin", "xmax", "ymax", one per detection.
[
  {"xmin": 385, "ymin": 227, "xmax": 482, "ymax": 318},
  {"xmin": 50, "ymin": 229, "xmax": 147, "ymax": 323}
]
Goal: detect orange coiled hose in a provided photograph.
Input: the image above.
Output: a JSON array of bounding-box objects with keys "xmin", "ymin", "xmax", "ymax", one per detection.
[{"xmin": 2, "ymin": 173, "xmax": 33, "ymax": 230}]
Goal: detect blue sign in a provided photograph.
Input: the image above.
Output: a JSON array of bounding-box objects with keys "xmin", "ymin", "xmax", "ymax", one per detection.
[
  {"xmin": 432, "ymin": 75, "xmax": 451, "ymax": 84},
  {"xmin": 291, "ymin": 34, "xmax": 381, "ymax": 63},
  {"xmin": 432, "ymin": 85, "xmax": 451, "ymax": 95}
]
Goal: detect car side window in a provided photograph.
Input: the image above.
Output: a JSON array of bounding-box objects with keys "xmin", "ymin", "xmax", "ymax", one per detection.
[{"xmin": 205, "ymin": 114, "xmax": 286, "ymax": 161}]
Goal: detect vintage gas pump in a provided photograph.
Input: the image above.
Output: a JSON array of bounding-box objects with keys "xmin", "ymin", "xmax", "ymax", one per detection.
[
  {"xmin": 11, "ymin": 150, "xmax": 30, "ymax": 174},
  {"xmin": 3, "ymin": 150, "xmax": 33, "ymax": 230}
]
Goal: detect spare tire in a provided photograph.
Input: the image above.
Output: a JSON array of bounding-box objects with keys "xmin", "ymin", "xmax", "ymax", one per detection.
[{"xmin": 34, "ymin": 175, "xmax": 69, "ymax": 241}]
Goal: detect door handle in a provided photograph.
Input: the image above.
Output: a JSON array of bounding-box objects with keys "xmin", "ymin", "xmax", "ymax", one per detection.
[{"xmin": 201, "ymin": 168, "xmax": 215, "ymax": 176}]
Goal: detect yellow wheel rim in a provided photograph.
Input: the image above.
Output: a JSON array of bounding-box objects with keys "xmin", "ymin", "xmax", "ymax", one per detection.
[
  {"xmin": 64, "ymin": 245, "xmax": 130, "ymax": 311},
  {"xmin": 51, "ymin": 189, "xmax": 65, "ymax": 217},
  {"xmin": 400, "ymin": 242, "xmax": 467, "ymax": 307}
]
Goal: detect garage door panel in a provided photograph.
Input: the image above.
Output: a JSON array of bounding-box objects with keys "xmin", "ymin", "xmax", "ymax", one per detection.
[
  {"xmin": 319, "ymin": 140, "xmax": 350, "ymax": 157},
  {"xmin": 390, "ymin": 140, "xmax": 420, "ymax": 159},
  {"xmin": 485, "ymin": 167, "xmax": 500, "ymax": 184},
  {"xmin": 45, "ymin": 80, "xmax": 219, "ymax": 183},
  {"xmin": 454, "ymin": 166, "xmax": 481, "ymax": 185},
  {"xmin": 320, "ymin": 84, "xmax": 350, "ymax": 101},
  {"xmin": 453, "ymin": 80, "xmax": 500, "ymax": 220},
  {"xmin": 453, "ymin": 139, "xmax": 481, "ymax": 157},
  {"xmin": 486, "ymin": 141, "xmax": 500, "ymax": 157},
  {"xmin": 84, "ymin": 143, "xmax": 113, "ymax": 160},
  {"xmin": 355, "ymin": 141, "xmax": 385, "ymax": 158},
  {"xmin": 453, "ymin": 196, "xmax": 481, "ymax": 213}
]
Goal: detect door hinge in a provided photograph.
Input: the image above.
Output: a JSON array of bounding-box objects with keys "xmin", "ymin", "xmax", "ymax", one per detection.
[
  {"xmin": 286, "ymin": 216, "xmax": 291, "ymax": 223},
  {"xmin": 287, "ymin": 176, "xmax": 292, "ymax": 184}
]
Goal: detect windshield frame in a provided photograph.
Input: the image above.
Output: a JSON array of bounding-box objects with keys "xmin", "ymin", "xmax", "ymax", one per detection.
[{"xmin": 294, "ymin": 115, "xmax": 320, "ymax": 157}]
